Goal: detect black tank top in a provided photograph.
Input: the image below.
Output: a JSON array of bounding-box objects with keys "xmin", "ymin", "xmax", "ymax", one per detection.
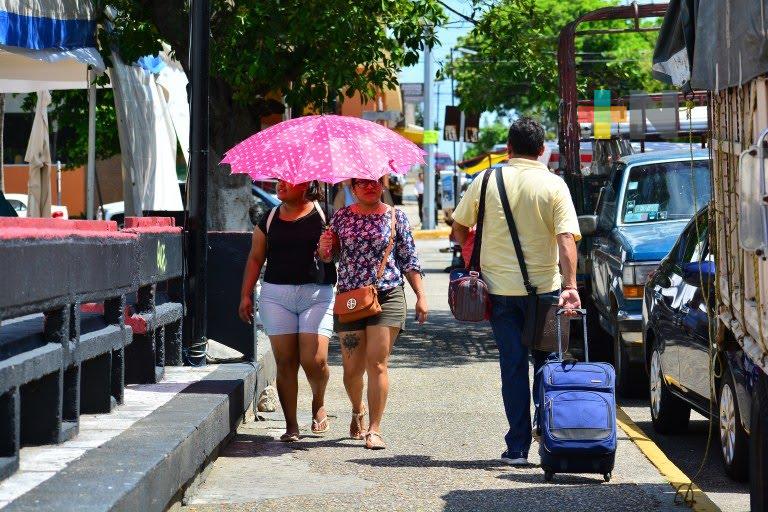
[{"xmin": 257, "ymin": 205, "xmax": 337, "ymax": 286}]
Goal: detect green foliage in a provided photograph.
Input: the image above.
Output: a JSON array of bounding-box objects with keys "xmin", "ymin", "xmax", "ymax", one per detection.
[
  {"xmin": 50, "ymin": 0, "xmax": 446, "ymax": 164},
  {"xmin": 448, "ymin": 0, "xmax": 664, "ymax": 123},
  {"xmin": 462, "ymin": 122, "xmax": 508, "ymax": 159}
]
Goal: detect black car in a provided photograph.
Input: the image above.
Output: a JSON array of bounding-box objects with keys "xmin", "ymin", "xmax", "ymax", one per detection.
[{"xmin": 643, "ymin": 205, "xmax": 754, "ymax": 481}]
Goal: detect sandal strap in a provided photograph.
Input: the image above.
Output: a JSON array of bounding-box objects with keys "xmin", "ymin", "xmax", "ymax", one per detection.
[{"xmin": 365, "ymin": 431, "xmax": 383, "ymax": 440}]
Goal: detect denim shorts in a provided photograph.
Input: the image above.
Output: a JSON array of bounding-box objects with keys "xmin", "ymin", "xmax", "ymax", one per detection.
[{"xmin": 259, "ymin": 282, "xmax": 335, "ymax": 338}]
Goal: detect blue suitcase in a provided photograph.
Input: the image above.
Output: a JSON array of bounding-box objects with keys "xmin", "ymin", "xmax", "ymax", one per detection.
[{"xmin": 538, "ymin": 309, "xmax": 617, "ymax": 482}]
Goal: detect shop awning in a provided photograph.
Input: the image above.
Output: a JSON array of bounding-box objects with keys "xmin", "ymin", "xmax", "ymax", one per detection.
[{"xmin": 459, "ymin": 151, "xmax": 508, "ymax": 175}]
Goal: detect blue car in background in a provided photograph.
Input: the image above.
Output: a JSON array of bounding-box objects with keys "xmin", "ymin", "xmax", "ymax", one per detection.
[{"xmin": 578, "ymin": 149, "xmax": 711, "ymax": 396}]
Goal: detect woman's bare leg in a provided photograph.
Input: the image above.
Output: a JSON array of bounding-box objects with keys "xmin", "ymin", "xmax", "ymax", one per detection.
[
  {"xmin": 269, "ymin": 334, "xmax": 301, "ymax": 435},
  {"xmin": 365, "ymin": 326, "xmax": 399, "ymax": 435},
  {"xmin": 339, "ymin": 330, "xmax": 367, "ymax": 436},
  {"xmin": 298, "ymin": 333, "xmax": 330, "ymax": 423}
]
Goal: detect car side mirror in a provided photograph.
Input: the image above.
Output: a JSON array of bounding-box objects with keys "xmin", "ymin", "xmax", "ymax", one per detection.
[
  {"xmin": 578, "ymin": 215, "xmax": 598, "ymax": 236},
  {"xmin": 682, "ymin": 261, "xmax": 716, "ymax": 290}
]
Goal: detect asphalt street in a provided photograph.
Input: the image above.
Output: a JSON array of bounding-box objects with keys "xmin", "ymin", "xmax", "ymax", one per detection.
[{"xmin": 182, "ymin": 238, "xmax": 721, "ymax": 512}]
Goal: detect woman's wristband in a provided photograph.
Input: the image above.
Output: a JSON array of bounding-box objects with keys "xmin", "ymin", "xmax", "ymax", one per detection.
[{"xmin": 562, "ymin": 285, "xmax": 578, "ymax": 291}]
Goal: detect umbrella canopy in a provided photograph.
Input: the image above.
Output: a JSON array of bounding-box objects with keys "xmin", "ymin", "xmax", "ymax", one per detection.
[
  {"xmin": 222, "ymin": 115, "xmax": 425, "ymax": 184},
  {"xmin": 24, "ymin": 90, "xmax": 52, "ymax": 218}
]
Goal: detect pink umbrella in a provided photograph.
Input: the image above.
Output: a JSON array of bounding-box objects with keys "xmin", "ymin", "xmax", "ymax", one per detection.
[{"xmin": 221, "ymin": 115, "xmax": 425, "ymax": 184}]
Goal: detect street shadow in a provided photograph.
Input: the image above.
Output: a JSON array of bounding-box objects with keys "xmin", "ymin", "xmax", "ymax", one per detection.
[
  {"xmin": 441, "ymin": 483, "xmax": 679, "ymax": 512},
  {"xmin": 346, "ymin": 454, "xmax": 511, "ymax": 471},
  {"xmin": 496, "ymin": 471, "xmax": 597, "ymax": 486},
  {"xmin": 223, "ymin": 432, "xmax": 366, "ymax": 456},
  {"xmin": 618, "ymin": 398, "xmax": 750, "ymax": 499}
]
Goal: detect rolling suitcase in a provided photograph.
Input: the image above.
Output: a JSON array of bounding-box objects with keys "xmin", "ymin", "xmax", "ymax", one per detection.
[{"xmin": 538, "ymin": 309, "xmax": 617, "ymax": 482}]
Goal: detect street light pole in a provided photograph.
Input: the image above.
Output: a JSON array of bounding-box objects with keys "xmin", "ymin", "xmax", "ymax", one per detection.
[
  {"xmin": 450, "ymin": 48, "xmax": 458, "ymax": 210},
  {"xmin": 186, "ymin": 0, "xmax": 210, "ymax": 365},
  {"xmin": 422, "ymin": 28, "xmax": 436, "ymax": 230}
]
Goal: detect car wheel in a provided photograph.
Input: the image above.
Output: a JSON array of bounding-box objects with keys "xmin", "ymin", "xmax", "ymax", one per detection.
[
  {"xmin": 649, "ymin": 347, "xmax": 691, "ymax": 434},
  {"xmin": 751, "ymin": 370, "xmax": 768, "ymax": 511},
  {"xmin": 614, "ymin": 321, "xmax": 646, "ymax": 398},
  {"xmin": 719, "ymin": 366, "xmax": 749, "ymax": 481}
]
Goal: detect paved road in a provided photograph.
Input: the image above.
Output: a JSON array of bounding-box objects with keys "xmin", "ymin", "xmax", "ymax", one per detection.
[{"xmin": 184, "ymin": 240, "xmax": 697, "ymax": 512}]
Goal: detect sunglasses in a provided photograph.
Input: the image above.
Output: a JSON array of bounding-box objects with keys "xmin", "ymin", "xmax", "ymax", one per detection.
[{"xmin": 354, "ymin": 180, "xmax": 382, "ymax": 189}]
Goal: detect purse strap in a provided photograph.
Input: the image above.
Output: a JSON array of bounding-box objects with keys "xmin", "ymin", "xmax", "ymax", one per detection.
[
  {"xmin": 375, "ymin": 206, "xmax": 397, "ymax": 281},
  {"xmin": 468, "ymin": 169, "xmax": 493, "ymax": 272},
  {"xmin": 495, "ymin": 168, "xmax": 537, "ymax": 296}
]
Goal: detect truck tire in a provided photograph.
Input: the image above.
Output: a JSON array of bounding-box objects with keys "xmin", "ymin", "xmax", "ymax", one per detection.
[
  {"xmin": 751, "ymin": 369, "xmax": 768, "ymax": 511},
  {"xmin": 719, "ymin": 365, "xmax": 749, "ymax": 481},
  {"xmin": 649, "ymin": 346, "xmax": 691, "ymax": 434}
]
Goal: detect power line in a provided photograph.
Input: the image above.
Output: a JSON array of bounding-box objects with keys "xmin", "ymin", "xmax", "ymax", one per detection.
[{"xmin": 436, "ymin": 0, "xmax": 477, "ymax": 24}]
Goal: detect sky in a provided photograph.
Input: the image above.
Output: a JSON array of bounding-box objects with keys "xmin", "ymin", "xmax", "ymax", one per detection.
[{"xmin": 398, "ymin": 0, "xmax": 476, "ymax": 157}]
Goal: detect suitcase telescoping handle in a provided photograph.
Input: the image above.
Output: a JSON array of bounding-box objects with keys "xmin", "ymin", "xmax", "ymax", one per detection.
[{"xmin": 556, "ymin": 308, "xmax": 588, "ymax": 362}]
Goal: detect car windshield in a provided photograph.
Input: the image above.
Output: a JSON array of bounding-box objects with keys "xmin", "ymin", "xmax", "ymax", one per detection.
[{"xmin": 621, "ymin": 159, "xmax": 710, "ymax": 224}]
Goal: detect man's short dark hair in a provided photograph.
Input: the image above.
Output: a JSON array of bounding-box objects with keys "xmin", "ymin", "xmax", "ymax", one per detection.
[{"xmin": 507, "ymin": 117, "xmax": 545, "ymax": 157}]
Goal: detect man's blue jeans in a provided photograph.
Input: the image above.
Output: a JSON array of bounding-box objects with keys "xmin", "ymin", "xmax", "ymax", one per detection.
[{"xmin": 489, "ymin": 293, "xmax": 553, "ymax": 459}]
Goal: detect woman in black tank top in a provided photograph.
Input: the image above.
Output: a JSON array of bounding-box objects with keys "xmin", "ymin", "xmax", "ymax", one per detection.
[{"xmin": 239, "ymin": 180, "xmax": 336, "ymax": 442}]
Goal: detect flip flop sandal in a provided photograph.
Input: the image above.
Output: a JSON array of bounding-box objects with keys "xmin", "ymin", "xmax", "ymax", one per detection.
[
  {"xmin": 364, "ymin": 431, "xmax": 386, "ymax": 450},
  {"xmin": 312, "ymin": 416, "xmax": 330, "ymax": 434},
  {"xmin": 279, "ymin": 432, "xmax": 300, "ymax": 442},
  {"xmin": 350, "ymin": 407, "xmax": 367, "ymax": 440}
]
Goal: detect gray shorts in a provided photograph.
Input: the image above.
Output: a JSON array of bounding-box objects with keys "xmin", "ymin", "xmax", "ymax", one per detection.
[{"xmin": 334, "ymin": 285, "xmax": 407, "ymax": 332}]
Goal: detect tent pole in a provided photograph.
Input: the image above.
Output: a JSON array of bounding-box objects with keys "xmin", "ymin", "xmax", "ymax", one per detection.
[{"xmin": 86, "ymin": 69, "xmax": 96, "ymax": 219}]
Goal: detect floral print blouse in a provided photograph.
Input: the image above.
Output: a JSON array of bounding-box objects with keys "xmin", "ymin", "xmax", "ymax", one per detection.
[{"xmin": 330, "ymin": 206, "xmax": 422, "ymax": 293}]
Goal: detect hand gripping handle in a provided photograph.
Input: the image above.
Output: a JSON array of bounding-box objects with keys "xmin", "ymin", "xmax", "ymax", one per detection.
[{"xmin": 555, "ymin": 308, "xmax": 589, "ymax": 362}]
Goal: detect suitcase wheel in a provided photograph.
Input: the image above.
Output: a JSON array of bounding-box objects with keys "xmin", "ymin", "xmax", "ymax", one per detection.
[
  {"xmin": 603, "ymin": 472, "xmax": 612, "ymax": 482},
  {"xmin": 544, "ymin": 471, "xmax": 554, "ymax": 482}
]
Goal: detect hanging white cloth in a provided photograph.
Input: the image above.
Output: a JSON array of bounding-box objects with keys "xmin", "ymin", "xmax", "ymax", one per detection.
[
  {"xmin": 25, "ymin": 90, "xmax": 52, "ymax": 218},
  {"xmin": 110, "ymin": 52, "xmax": 183, "ymax": 214}
]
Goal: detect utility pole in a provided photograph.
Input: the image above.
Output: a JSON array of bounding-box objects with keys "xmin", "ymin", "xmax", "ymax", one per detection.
[
  {"xmin": 422, "ymin": 28, "xmax": 436, "ymax": 230},
  {"xmin": 186, "ymin": 0, "xmax": 210, "ymax": 365},
  {"xmin": 450, "ymin": 49, "xmax": 458, "ymax": 210},
  {"xmin": 0, "ymin": 94, "xmax": 4, "ymax": 193}
]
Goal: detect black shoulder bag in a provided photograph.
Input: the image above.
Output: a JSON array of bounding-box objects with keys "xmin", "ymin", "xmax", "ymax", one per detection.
[{"xmin": 494, "ymin": 169, "xmax": 568, "ymax": 352}]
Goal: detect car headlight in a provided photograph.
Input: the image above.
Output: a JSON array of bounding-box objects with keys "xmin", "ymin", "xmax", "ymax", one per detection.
[{"xmin": 622, "ymin": 263, "xmax": 658, "ymax": 286}]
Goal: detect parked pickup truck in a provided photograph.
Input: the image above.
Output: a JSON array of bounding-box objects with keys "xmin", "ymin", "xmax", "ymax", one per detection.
[{"xmin": 578, "ymin": 149, "xmax": 711, "ymax": 396}]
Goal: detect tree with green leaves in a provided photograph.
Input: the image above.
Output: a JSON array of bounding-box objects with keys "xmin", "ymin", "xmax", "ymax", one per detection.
[
  {"xmin": 447, "ymin": 0, "xmax": 663, "ymax": 128},
  {"xmin": 52, "ymin": 1, "xmax": 446, "ymax": 228}
]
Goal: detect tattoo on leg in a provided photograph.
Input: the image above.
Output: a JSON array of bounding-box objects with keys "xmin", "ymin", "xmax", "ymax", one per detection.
[{"xmin": 341, "ymin": 333, "xmax": 361, "ymax": 352}]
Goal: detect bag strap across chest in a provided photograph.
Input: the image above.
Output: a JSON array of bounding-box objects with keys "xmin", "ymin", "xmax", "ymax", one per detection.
[
  {"xmin": 266, "ymin": 201, "xmax": 325, "ymax": 234},
  {"xmin": 494, "ymin": 168, "xmax": 537, "ymax": 296},
  {"xmin": 376, "ymin": 207, "xmax": 397, "ymax": 281}
]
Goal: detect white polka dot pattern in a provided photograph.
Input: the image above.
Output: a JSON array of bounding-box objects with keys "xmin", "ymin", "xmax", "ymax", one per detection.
[{"xmin": 220, "ymin": 115, "xmax": 427, "ymax": 184}]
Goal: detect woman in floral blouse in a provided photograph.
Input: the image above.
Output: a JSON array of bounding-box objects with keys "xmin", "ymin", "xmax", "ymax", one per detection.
[{"xmin": 318, "ymin": 177, "xmax": 427, "ymax": 449}]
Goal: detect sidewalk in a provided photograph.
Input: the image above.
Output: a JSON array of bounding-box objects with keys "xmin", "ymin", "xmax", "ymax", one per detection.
[{"xmin": 183, "ymin": 240, "xmax": 697, "ymax": 512}]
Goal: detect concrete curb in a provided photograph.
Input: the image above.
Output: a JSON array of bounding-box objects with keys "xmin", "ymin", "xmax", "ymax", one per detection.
[
  {"xmin": 616, "ymin": 407, "xmax": 721, "ymax": 512},
  {"xmin": 412, "ymin": 228, "xmax": 451, "ymax": 240},
  {"xmin": 4, "ymin": 363, "xmax": 257, "ymax": 512}
]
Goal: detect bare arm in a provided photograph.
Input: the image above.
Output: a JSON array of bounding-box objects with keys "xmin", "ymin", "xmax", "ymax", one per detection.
[
  {"xmin": 405, "ymin": 270, "xmax": 428, "ymax": 324},
  {"xmin": 238, "ymin": 227, "xmax": 267, "ymax": 323},
  {"xmin": 452, "ymin": 221, "xmax": 470, "ymax": 246},
  {"xmin": 556, "ymin": 232, "xmax": 581, "ymax": 312}
]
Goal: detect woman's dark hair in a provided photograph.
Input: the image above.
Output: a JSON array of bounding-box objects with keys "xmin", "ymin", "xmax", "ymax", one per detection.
[
  {"xmin": 507, "ymin": 117, "xmax": 545, "ymax": 157},
  {"xmin": 304, "ymin": 180, "xmax": 325, "ymax": 202}
]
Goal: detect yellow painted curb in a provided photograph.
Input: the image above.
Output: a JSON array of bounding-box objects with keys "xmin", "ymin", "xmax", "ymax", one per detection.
[
  {"xmin": 412, "ymin": 228, "xmax": 451, "ymax": 240},
  {"xmin": 616, "ymin": 408, "xmax": 721, "ymax": 512}
]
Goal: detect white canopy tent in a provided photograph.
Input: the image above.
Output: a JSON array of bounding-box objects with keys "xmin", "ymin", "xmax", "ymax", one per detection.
[{"xmin": 0, "ymin": 45, "xmax": 103, "ymax": 218}]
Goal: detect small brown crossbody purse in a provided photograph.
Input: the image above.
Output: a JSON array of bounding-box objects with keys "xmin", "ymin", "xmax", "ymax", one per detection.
[{"xmin": 334, "ymin": 207, "xmax": 397, "ymax": 323}]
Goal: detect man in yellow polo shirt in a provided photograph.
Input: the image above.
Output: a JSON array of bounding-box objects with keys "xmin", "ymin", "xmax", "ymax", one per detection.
[{"xmin": 452, "ymin": 117, "xmax": 581, "ymax": 466}]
